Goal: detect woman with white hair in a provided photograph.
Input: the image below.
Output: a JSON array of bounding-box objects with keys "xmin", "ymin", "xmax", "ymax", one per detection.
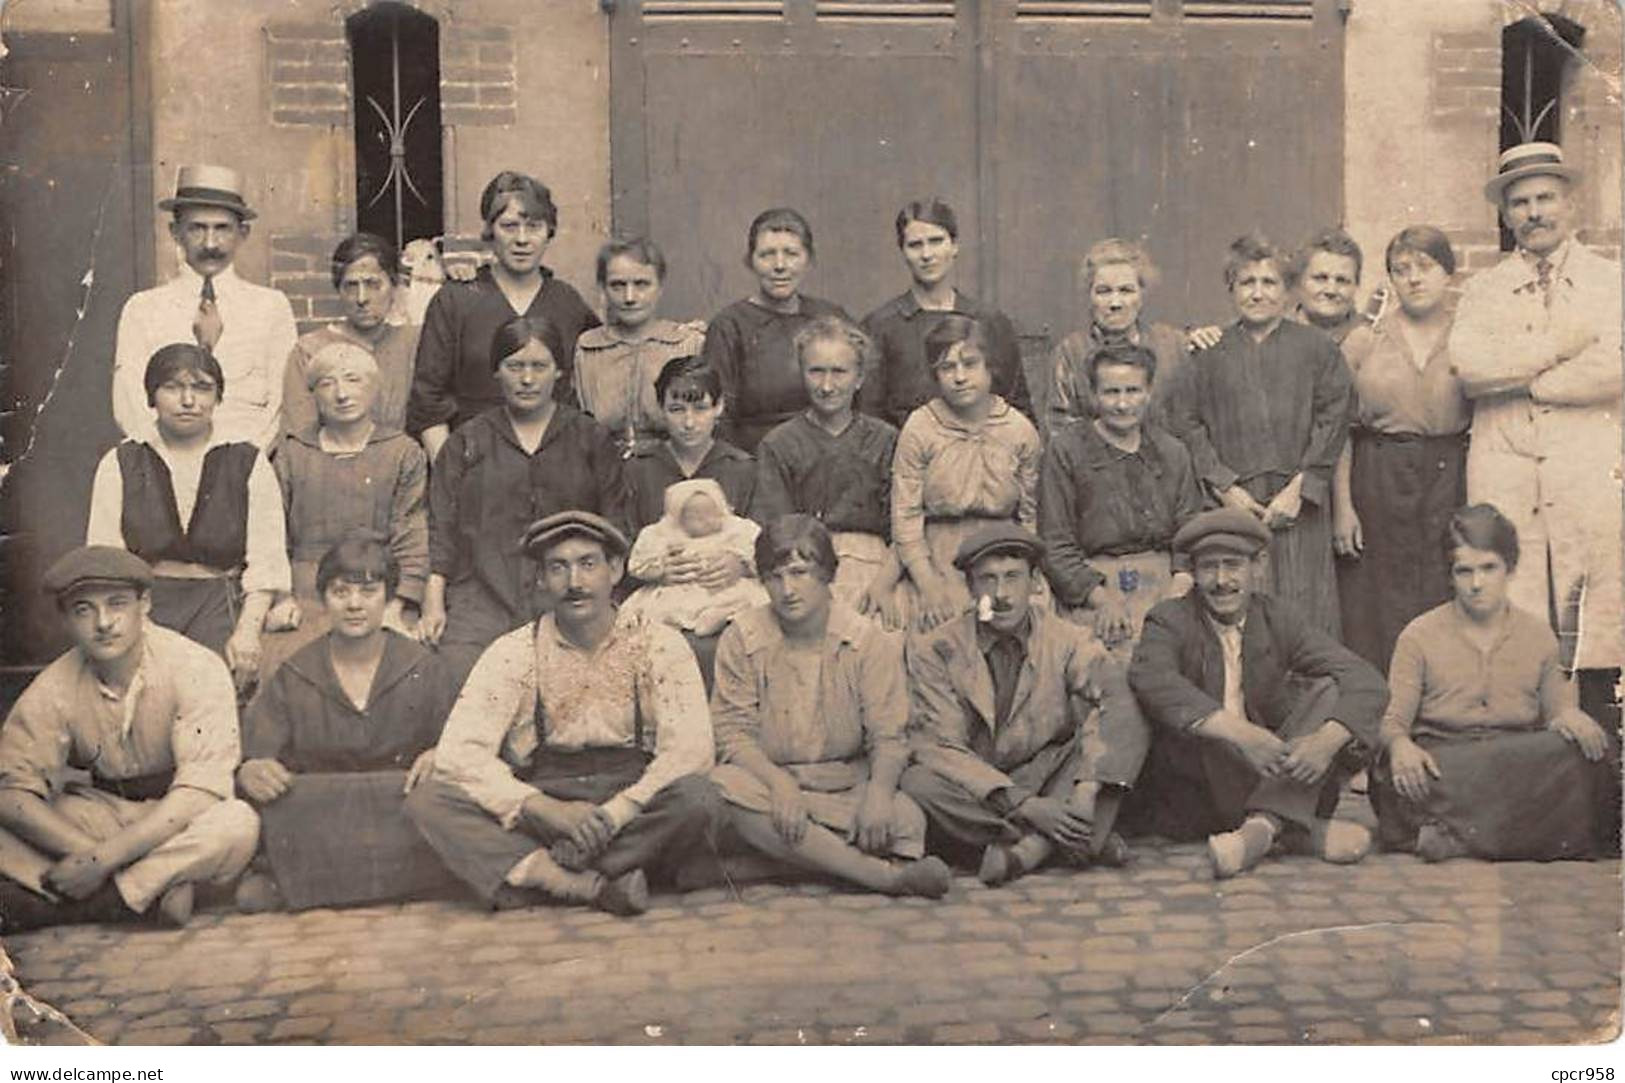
[
  {"xmin": 260, "ymin": 340, "xmax": 428, "ymax": 677},
  {"xmin": 1047, "ymin": 238, "xmax": 1192, "ymax": 436}
]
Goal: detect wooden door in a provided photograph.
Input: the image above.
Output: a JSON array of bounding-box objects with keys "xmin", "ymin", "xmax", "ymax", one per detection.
[
  {"xmin": 608, "ymin": 0, "xmax": 1345, "ymax": 348},
  {"xmin": 0, "ymin": 1, "xmax": 152, "ymax": 671},
  {"xmin": 610, "ymin": 1, "xmax": 982, "ymax": 322}
]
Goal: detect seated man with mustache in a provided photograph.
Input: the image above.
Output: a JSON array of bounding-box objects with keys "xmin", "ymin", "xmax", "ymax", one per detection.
[
  {"xmin": 405, "ymin": 511, "xmax": 721, "ymax": 917},
  {"xmin": 900, "ymin": 523, "xmax": 1137, "ymax": 886},
  {"xmin": 1126, "ymin": 508, "xmax": 1388, "ymax": 878}
]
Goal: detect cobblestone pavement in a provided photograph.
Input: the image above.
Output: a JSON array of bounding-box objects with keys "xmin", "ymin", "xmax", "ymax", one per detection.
[{"xmin": 4, "ymin": 838, "xmax": 1619, "ymax": 1047}]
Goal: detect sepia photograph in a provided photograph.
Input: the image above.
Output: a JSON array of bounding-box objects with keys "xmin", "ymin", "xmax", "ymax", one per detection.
[{"xmin": 0, "ymin": 0, "xmax": 1619, "ymax": 1062}]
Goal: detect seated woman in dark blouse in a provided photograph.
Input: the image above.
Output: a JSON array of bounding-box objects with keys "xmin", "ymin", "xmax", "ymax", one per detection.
[
  {"xmin": 408, "ymin": 171, "xmax": 600, "ymax": 463},
  {"xmin": 701, "ymin": 207, "xmax": 851, "ymax": 452},
  {"xmin": 235, "ymin": 531, "xmax": 456, "ymax": 911},
  {"xmin": 418, "ymin": 314, "xmax": 625, "ymax": 686},
  {"xmin": 1371, "ymin": 504, "xmax": 1614, "ymax": 863},
  {"xmin": 861, "ymin": 198, "xmax": 1030, "ymax": 427},
  {"xmin": 755, "ymin": 316, "xmax": 907, "ymax": 629}
]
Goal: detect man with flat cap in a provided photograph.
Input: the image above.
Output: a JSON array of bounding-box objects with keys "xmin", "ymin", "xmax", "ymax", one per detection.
[
  {"xmin": 0, "ymin": 547, "xmax": 260, "ymax": 931},
  {"xmin": 113, "ymin": 165, "xmax": 298, "ymax": 448},
  {"xmin": 900, "ymin": 522, "xmax": 1146, "ymax": 886},
  {"xmin": 1448, "ymin": 141, "xmax": 1622, "ymax": 801},
  {"xmin": 405, "ymin": 511, "xmax": 721, "ymax": 916},
  {"xmin": 1126, "ymin": 507, "xmax": 1388, "ymax": 878}
]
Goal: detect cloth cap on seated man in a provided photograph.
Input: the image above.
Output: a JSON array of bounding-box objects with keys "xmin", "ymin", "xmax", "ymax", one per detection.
[
  {"xmin": 43, "ymin": 546, "xmax": 155, "ymax": 602},
  {"xmin": 1172, "ymin": 507, "xmax": 1271, "ymax": 559},
  {"xmin": 521, "ymin": 510, "xmax": 630, "ymax": 561},
  {"xmin": 953, "ymin": 522, "xmax": 1046, "ymax": 572}
]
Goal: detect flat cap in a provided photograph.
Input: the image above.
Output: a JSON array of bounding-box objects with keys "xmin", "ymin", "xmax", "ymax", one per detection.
[
  {"xmin": 43, "ymin": 546, "xmax": 154, "ymax": 598},
  {"xmin": 1172, "ymin": 507, "xmax": 1271, "ymax": 558},
  {"xmin": 953, "ymin": 521, "xmax": 1046, "ymax": 572},
  {"xmin": 521, "ymin": 510, "xmax": 629, "ymax": 559}
]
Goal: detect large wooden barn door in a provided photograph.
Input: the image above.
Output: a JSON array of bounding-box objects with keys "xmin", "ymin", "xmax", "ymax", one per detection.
[
  {"xmin": 610, "ymin": 1, "xmax": 981, "ymax": 321},
  {"xmin": 609, "ymin": 0, "xmax": 1344, "ymax": 336},
  {"xmin": 992, "ymin": 0, "xmax": 1346, "ymax": 339}
]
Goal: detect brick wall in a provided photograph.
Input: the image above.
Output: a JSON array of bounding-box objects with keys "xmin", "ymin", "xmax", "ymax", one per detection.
[
  {"xmin": 271, "ymin": 233, "xmax": 347, "ymax": 336},
  {"xmin": 440, "ymin": 22, "xmax": 517, "ymax": 128},
  {"xmin": 266, "ymin": 22, "xmax": 350, "ymax": 128},
  {"xmin": 1429, "ymin": 29, "xmax": 1501, "ymax": 129}
]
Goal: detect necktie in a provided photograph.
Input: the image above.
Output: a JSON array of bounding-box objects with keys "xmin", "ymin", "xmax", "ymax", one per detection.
[
  {"xmin": 1535, "ymin": 258, "xmax": 1554, "ymax": 310},
  {"xmin": 193, "ymin": 275, "xmax": 224, "ymax": 352}
]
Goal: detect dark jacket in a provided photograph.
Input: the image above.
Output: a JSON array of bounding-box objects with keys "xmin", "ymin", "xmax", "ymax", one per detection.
[{"xmin": 1128, "ymin": 590, "xmax": 1387, "ymax": 748}]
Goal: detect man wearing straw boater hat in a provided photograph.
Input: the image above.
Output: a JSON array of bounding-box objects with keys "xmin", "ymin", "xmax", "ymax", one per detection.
[
  {"xmin": 112, "ymin": 165, "xmax": 298, "ymax": 448},
  {"xmin": 1447, "ymin": 142, "xmax": 1622, "ymax": 802}
]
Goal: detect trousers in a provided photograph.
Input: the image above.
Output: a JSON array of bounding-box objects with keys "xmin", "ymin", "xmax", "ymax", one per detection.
[
  {"xmin": 900, "ymin": 735, "xmax": 1084, "ymax": 866},
  {"xmin": 0, "ymin": 787, "xmax": 259, "ymax": 914},
  {"xmin": 404, "ymin": 752, "xmax": 722, "ymax": 905}
]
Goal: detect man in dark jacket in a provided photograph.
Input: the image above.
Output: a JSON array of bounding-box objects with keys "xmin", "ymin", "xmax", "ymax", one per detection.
[{"xmin": 1127, "ymin": 508, "xmax": 1388, "ymax": 878}]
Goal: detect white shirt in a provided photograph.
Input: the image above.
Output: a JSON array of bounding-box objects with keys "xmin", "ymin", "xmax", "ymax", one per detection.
[
  {"xmin": 431, "ymin": 608, "xmax": 715, "ymax": 832},
  {"xmin": 1206, "ymin": 614, "xmax": 1249, "ymax": 724},
  {"xmin": 85, "ymin": 433, "xmax": 292, "ymax": 597},
  {"xmin": 113, "ymin": 263, "xmax": 299, "ymax": 448}
]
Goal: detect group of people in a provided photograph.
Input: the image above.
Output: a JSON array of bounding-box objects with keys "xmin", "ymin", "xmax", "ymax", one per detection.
[{"xmin": 0, "ymin": 138, "xmax": 1617, "ymax": 932}]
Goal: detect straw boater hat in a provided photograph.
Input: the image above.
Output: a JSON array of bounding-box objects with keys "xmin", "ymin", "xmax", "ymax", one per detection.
[
  {"xmin": 158, "ymin": 164, "xmax": 257, "ymax": 221},
  {"xmin": 1483, "ymin": 141, "xmax": 1581, "ymax": 203}
]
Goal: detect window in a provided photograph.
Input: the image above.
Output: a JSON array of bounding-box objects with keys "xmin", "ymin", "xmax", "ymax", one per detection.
[
  {"xmin": 1499, "ymin": 14, "xmax": 1584, "ymax": 250},
  {"xmin": 347, "ymin": 2, "xmax": 445, "ymax": 251}
]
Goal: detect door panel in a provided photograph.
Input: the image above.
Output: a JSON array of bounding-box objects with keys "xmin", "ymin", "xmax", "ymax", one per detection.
[{"xmin": 610, "ymin": 0, "xmax": 1343, "ymax": 337}]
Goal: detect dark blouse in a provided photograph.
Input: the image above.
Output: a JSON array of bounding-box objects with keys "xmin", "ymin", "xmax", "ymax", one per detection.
[
  {"xmin": 242, "ymin": 631, "xmax": 452, "ymax": 772},
  {"xmin": 754, "ymin": 411, "xmax": 898, "ymax": 538},
  {"xmin": 623, "ymin": 439, "xmax": 758, "ymax": 534},
  {"xmin": 1038, "ymin": 420, "xmax": 1206, "ymax": 608},
  {"xmin": 700, "ymin": 295, "xmax": 851, "ymax": 452},
  {"xmin": 428, "ymin": 405, "xmax": 626, "ymax": 619},
  {"xmin": 859, "ymin": 289, "xmax": 1032, "ymax": 428},
  {"xmin": 407, "ymin": 265, "xmax": 600, "ymax": 436},
  {"xmin": 1166, "ymin": 320, "xmax": 1353, "ymax": 508}
]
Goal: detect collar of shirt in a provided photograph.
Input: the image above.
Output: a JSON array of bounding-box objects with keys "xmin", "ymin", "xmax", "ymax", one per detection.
[
  {"xmin": 1515, "ymin": 238, "xmax": 1575, "ymax": 288},
  {"xmin": 897, "ymin": 288, "xmax": 981, "ymax": 320},
  {"xmin": 1446, "ymin": 600, "xmax": 1518, "ymax": 655},
  {"xmin": 85, "ymin": 629, "xmax": 155, "ymax": 739},
  {"xmin": 924, "ymin": 395, "xmax": 1015, "ymax": 434},
  {"xmin": 577, "ymin": 319, "xmax": 691, "ymax": 351},
  {"xmin": 1077, "ymin": 419, "xmax": 1159, "ymax": 473},
  {"xmin": 1088, "ymin": 320, "xmax": 1146, "ymax": 348},
  {"xmin": 975, "ymin": 609, "xmax": 1035, "ymax": 655},
  {"xmin": 539, "ymin": 606, "xmax": 643, "ymax": 659},
  {"xmin": 1203, "ymin": 612, "xmax": 1247, "ymax": 645},
  {"xmin": 733, "ymin": 600, "xmax": 867, "ymax": 658},
  {"xmin": 173, "ymin": 261, "xmax": 243, "ymax": 297},
  {"xmin": 144, "ymin": 428, "xmax": 244, "ymax": 461}
]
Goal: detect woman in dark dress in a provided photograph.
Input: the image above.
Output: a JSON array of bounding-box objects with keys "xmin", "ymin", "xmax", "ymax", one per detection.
[
  {"xmin": 701, "ymin": 207, "xmax": 851, "ymax": 452},
  {"xmin": 417, "ymin": 314, "xmax": 625, "ymax": 686},
  {"xmin": 236, "ymin": 532, "xmax": 455, "ymax": 911},
  {"xmin": 860, "ymin": 198, "xmax": 1030, "ymax": 427},
  {"xmin": 408, "ymin": 171, "xmax": 600, "ymax": 463},
  {"xmin": 1333, "ymin": 226, "xmax": 1470, "ymax": 670}
]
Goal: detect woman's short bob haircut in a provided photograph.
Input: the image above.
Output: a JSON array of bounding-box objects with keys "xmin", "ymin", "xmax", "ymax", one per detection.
[
  {"xmin": 894, "ymin": 198, "xmax": 958, "ymax": 248},
  {"xmin": 1288, "ymin": 226, "xmax": 1364, "ymax": 286},
  {"xmin": 923, "ymin": 314, "xmax": 992, "ymax": 372},
  {"xmin": 1079, "ymin": 237, "xmax": 1161, "ymax": 294},
  {"xmin": 654, "ymin": 354, "xmax": 723, "ymax": 406},
  {"xmin": 792, "ymin": 314, "xmax": 875, "ymax": 375},
  {"xmin": 1222, "ymin": 232, "xmax": 1288, "ymax": 289},
  {"xmin": 144, "ymin": 343, "xmax": 225, "ymax": 406},
  {"xmin": 1443, "ymin": 503, "xmax": 1519, "ymax": 573},
  {"xmin": 489, "ymin": 314, "xmax": 566, "ymax": 373},
  {"xmin": 479, "ymin": 171, "xmax": 559, "ymax": 241},
  {"xmin": 745, "ymin": 207, "xmax": 816, "ymax": 264},
  {"xmin": 755, "ymin": 513, "xmax": 839, "ymax": 585},
  {"xmin": 596, "ymin": 235, "xmax": 668, "ymax": 286},
  {"xmin": 329, "ymin": 232, "xmax": 400, "ymax": 289},
  {"xmin": 316, "ymin": 528, "xmax": 401, "ymax": 599},
  {"xmin": 1385, "ymin": 224, "xmax": 1458, "ymax": 278},
  {"xmin": 1086, "ymin": 341, "xmax": 1158, "ymax": 390}
]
